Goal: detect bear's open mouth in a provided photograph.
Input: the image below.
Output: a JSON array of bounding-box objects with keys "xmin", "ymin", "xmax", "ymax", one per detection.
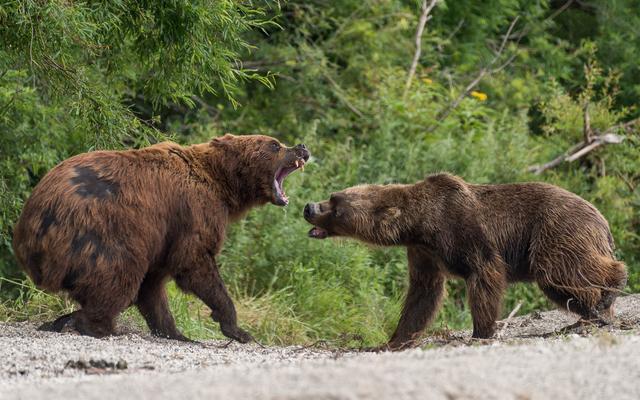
[
  {"xmin": 273, "ymin": 158, "xmax": 306, "ymax": 206},
  {"xmin": 308, "ymin": 226, "xmax": 328, "ymax": 239}
]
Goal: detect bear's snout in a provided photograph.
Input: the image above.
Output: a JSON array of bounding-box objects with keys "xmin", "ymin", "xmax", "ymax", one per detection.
[
  {"xmin": 294, "ymin": 144, "xmax": 310, "ymax": 161},
  {"xmin": 304, "ymin": 202, "xmax": 319, "ymax": 220}
]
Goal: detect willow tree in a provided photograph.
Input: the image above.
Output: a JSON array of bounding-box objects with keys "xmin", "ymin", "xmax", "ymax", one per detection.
[{"xmin": 0, "ymin": 0, "xmax": 273, "ymax": 277}]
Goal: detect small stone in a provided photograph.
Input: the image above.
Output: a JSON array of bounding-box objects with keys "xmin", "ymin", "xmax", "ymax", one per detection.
[{"xmin": 90, "ymin": 359, "xmax": 107, "ymax": 369}]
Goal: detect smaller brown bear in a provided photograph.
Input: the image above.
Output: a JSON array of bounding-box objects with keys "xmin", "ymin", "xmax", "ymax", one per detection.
[
  {"xmin": 304, "ymin": 173, "xmax": 627, "ymax": 350},
  {"xmin": 13, "ymin": 134, "xmax": 310, "ymax": 342}
]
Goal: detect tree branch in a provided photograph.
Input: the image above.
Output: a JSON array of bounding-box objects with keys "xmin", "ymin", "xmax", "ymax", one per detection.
[
  {"xmin": 404, "ymin": 0, "xmax": 439, "ymax": 99},
  {"xmin": 527, "ymin": 118, "xmax": 638, "ymax": 175},
  {"xmin": 507, "ymin": 0, "xmax": 575, "ymax": 40},
  {"xmin": 583, "ymin": 102, "xmax": 592, "ymax": 143},
  {"xmin": 324, "ymin": 73, "xmax": 364, "ymax": 118},
  {"xmin": 431, "ymin": 16, "xmax": 520, "ymax": 127}
]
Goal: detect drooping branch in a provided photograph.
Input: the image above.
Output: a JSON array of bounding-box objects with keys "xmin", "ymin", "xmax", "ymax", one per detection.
[
  {"xmin": 324, "ymin": 73, "xmax": 364, "ymax": 118},
  {"xmin": 507, "ymin": 0, "xmax": 575, "ymax": 40},
  {"xmin": 527, "ymin": 116, "xmax": 638, "ymax": 175},
  {"xmin": 403, "ymin": 0, "xmax": 439, "ymax": 98},
  {"xmin": 430, "ymin": 16, "xmax": 520, "ymax": 128}
]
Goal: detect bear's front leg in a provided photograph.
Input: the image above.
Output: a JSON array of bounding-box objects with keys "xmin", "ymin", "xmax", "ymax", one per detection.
[
  {"xmin": 466, "ymin": 260, "xmax": 507, "ymax": 339},
  {"xmin": 386, "ymin": 247, "xmax": 446, "ymax": 350},
  {"xmin": 175, "ymin": 255, "xmax": 253, "ymax": 344}
]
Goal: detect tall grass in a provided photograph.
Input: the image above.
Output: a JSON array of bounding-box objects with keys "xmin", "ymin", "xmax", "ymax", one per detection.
[{"xmin": 2, "ymin": 74, "xmax": 636, "ymax": 346}]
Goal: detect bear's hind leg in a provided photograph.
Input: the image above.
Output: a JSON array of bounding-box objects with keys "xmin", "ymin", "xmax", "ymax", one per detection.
[
  {"xmin": 64, "ymin": 265, "xmax": 142, "ymax": 338},
  {"xmin": 536, "ymin": 256, "xmax": 626, "ymax": 328},
  {"xmin": 595, "ymin": 260, "xmax": 627, "ymax": 321},
  {"xmin": 136, "ymin": 272, "xmax": 189, "ymax": 341},
  {"xmin": 538, "ymin": 285, "xmax": 609, "ymax": 335},
  {"xmin": 539, "ymin": 285, "xmax": 599, "ymax": 319}
]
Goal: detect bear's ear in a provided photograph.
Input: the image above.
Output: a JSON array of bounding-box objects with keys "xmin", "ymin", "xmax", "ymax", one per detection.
[{"xmin": 210, "ymin": 133, "xmax": 236, "ymax": 147}]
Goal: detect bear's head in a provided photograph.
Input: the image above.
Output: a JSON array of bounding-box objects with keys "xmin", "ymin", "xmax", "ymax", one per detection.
[
  {"xmin": 211, "ymin": 134, "xmax": 310, "ymax": 206},
  {"xmin": 303, "ymin": 185, "xmax": 406, "ymax": 246}
]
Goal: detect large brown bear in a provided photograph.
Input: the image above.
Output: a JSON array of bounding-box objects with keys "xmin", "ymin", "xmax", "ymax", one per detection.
[
  {"xmin": 304, "ymin": 173, "xmax": 627, "ymax": 350},
  {"xmin": 13, "ymin": 134, "xmax": 310, "ymax": 342}
]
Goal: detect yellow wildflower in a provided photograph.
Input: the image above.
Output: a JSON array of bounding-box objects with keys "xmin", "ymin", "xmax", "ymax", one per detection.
[
  {"xmin": 470, "ymin": 91, "xmax": 488, "ymax": 101},
  {"xmin": 421, "ymin": 77, "xmax": 433, "ymax": 84}
]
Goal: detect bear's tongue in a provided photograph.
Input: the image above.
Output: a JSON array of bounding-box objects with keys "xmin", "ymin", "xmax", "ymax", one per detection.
[
  {"xmin": 308, "ymin": 226, "xmax": 328, "ymax": 239},
  {"xmin": 274, "ymin": 159, "xmax": 306, "ymax": 206},
  {"xmin": 274, "ymin": 166, "xmax": 293, "ymax": 205}
]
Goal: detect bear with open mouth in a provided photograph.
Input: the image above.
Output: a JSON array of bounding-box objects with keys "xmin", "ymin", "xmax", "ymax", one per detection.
[
  {"xmin": 13, "ymin": 134, "xmax": 309, "ymax": 342},
  {"xmin": 304, "ymin": 173, "xmax": 627, "ymax": 350}
]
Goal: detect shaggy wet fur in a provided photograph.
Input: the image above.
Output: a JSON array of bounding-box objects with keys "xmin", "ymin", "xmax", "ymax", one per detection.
[
  {"xmin": 13, "ymin": 134, "xmax": 310, "ymax": 342},
  {"xmin": 304, "ymin": 173, "xmax": 627, "ymax": 349}
]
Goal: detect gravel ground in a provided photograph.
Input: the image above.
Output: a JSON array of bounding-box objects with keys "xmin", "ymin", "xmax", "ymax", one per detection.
[{"xmin": 1, "ymin": 295, "xmax": 639, "ymax": 400}]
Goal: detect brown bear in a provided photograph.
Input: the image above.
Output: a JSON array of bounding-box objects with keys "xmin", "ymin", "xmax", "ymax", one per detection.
[
  {"xmin": 12, "ymin": 134, "xmax": 310, "ymax": 342},
  {"xmin": 303, "ymin": 173, "xmax": 627, "ymax": 350}
]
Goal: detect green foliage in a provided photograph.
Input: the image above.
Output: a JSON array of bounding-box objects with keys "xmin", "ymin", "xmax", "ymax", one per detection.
[
  {"xmin": 0, "ymin": 0, "xmax": 272, "ymax": 278},
  {"xmin": 1, "ymin": 1, "xmax": 639, "ymax": 345}
]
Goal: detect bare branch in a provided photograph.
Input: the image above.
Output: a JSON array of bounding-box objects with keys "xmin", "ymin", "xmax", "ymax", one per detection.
[
  {"xmin": 507, "ymin": 0, "xmax": 575, "ymax": 40},
  {"xmin": 491, "ymin": 51, "xmax": 518, "ymax": 74},
  {"xmin": 324, "ymin": 73, "xmax": 364, "ymax": 118},
  {"xmin": 607, "ymin": 117, "xmax": 640, "ymax": 135},
  {"xmin": 431, "ymin": 16, "xmax": 520, "ymax": 127},
  {"xmin": 583, "ymin": 102, "xmax": 592, "ymax": 143},
  {"xmin": 497, "ymin": 302, "xmax": 522, "ymax": 339},
  {"xmin": 445, "ymin": 19, "xmax": 465, "ymax": 42},
  {"xmin": 527, "ymin": 142, "xmax": 587, "ymax": 174},
  {"xmin": 404, "ymin": 0, "xmax": 439, "ymax": 98},
  {"xmin": 527, "ymin": 118, "xmax": 638, "ymax": 175},
  {"xmin": 566, "ymin": 133, "xmax": 625, "ymax": 161},
  {"xmin": 493, "ymin": 16, "xmax": 520, "ymax": 58},
  {"xmin": 565, "ymin": 139, "xmax": 606, "ymax": 162}
]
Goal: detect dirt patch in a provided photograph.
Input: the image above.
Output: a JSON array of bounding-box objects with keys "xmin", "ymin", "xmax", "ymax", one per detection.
[
  {"xmin": 0, "ymin": 322, "xmax": 336, "ymax": 382},
  {"xmin": 419, "ymin": 292, "xmax": 640, "ymax": 348}
]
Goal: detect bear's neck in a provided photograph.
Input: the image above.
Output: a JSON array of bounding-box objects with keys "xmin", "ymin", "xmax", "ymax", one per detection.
[
  {"xmin": 374, "ymin": 183, "xmax": 430, "ymax": 247},
  {"xmin": 190, "ymin": 144, "xmax": 269, "ymax": 220},
  {"xmin": 395, "ymin": 180, "xmax": 449, "ymax": 247}
]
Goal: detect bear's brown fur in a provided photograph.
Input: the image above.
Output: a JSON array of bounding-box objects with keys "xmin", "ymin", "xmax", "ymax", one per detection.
[
  {"xmin": 13, "ymin": 134, "xmax": 310, "ymax": 342},
  {"xmin": 304, "ymin": 173, "xmax": 627, "ymax": 349}
]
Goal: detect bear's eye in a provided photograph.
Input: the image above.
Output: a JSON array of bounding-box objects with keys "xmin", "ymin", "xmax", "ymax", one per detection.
[
  {"xmin": 333, "ymin": 207, "xmax": 342, "ymax": 218},
  {"xmin": 270, "ymin": 141, "xmax": 281, "ymax": 152}
]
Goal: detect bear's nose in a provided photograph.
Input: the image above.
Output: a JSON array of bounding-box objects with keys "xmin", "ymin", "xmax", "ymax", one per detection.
[
  {"xmin": 304, "ymin": 203, "xmax": 317, "ymax": 219},
  {"xmin": 295, "ymin": 144, "xmax": 310, "ymax": 161}
]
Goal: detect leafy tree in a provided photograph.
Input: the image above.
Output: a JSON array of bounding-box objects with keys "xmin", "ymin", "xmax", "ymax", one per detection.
[{"xmin": 0, "ymin": 0, "xmax": 272, "ymax": 277}]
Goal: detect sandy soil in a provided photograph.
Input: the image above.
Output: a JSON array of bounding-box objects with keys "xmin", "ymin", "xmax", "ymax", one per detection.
[{"xmin": 1, "ymin": 295, "xmax": 639, "ymax": 400}]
